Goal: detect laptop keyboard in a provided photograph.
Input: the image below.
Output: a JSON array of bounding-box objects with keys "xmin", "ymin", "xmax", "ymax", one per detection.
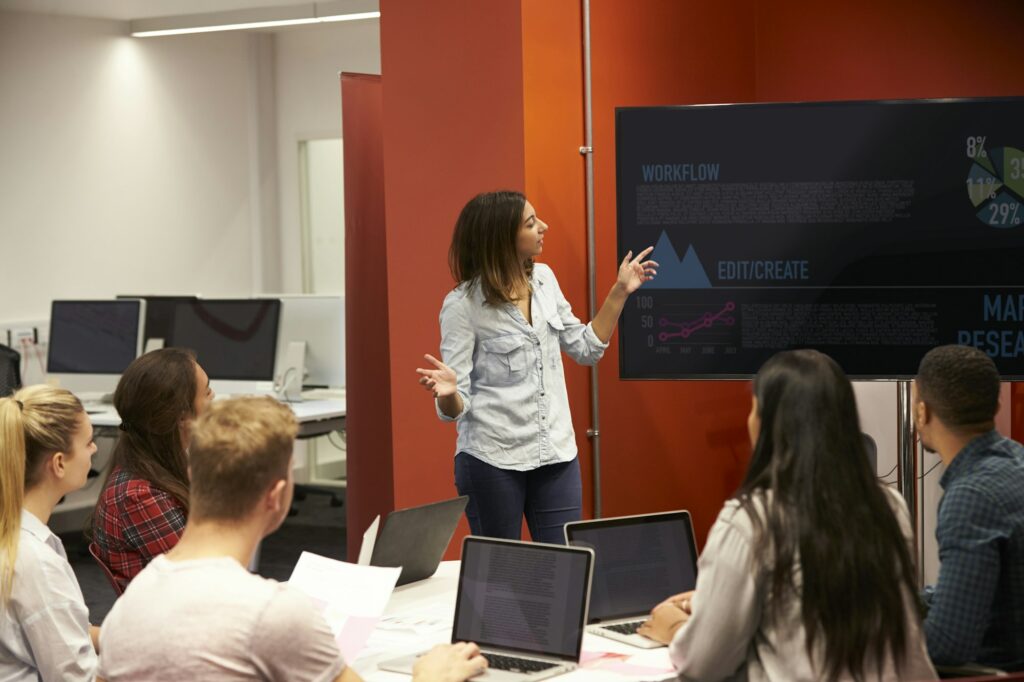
[
  {"xmin": 603, "ymin": 619, "xmax": 645, "ymax": 635},
  {"xmin": 485, "ymin": 654, "xmax": 560, "ymax": 674}
]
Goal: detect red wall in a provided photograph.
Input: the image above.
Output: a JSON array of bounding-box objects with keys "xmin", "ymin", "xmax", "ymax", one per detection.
[
  {"xmin": 520, "ymin": 0, "xmax": 593, "ymax": 516},
  {"xmin": 588, "ymin": 0, "xmax": 759, "ymax": 542},
  {"xmin": 378, "ymin": 0, "xmax": 528, "ymax": 555},
  {"xmin": 755, "ymin": 1, "xmax": 1024, "ymax": 102},
  {"xmin": 358, "ymin": 0, "xmax": 1024, "ymax": 557},
  {"xmin": 341, "ymin": 73, "xmax": 393, "ymax": 559}
]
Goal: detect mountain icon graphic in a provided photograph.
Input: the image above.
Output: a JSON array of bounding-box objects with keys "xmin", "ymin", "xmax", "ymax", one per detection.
[{"xmin": 643, "ymin": 232, "xmax": 711, "ymax": 289}]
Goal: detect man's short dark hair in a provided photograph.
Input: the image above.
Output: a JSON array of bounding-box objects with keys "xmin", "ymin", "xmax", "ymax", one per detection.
[{"xmin": 916, "ymin": 344, "xmax": 1000, "ymax": 430}]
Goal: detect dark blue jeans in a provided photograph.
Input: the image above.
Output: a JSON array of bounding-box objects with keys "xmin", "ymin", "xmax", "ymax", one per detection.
[{"xmin": 454, "ymin": 452, "xmax": 582, "ymax": 545}]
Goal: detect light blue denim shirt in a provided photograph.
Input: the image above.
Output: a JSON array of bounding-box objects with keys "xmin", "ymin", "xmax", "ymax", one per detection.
[{"xmin": 436, "ymin": 263, "xmax": 608, "ymax": 471}]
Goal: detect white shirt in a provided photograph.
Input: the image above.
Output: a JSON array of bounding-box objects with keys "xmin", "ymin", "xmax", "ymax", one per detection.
[
  {"xmin": 437, "ymin": 263, "xmax": 608, "ymax": 470},
  {"xmin": 98, "ymin": 554, "xmax": 346, "ymax": 682},
  {"xmin": 0, "ymin": 510, "xmax": 97, "ymax": 682},
  {"xmin": 669, "ymin": 487, "xmax": 936, "ymax": 682}
]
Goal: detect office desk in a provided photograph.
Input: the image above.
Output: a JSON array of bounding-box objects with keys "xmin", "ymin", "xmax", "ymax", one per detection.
[
  {"xmin": 49, "ymin": 396, "xmax": 347, "ymax": 533},
  {"xmin": 288, "ymin": 398, "xmax": 347, "ymax": 438},
  {"xmin": 88, "ymin": 396, "xmax": 346, "ymax": 438},
  {"xmin": 355, "ymin": 562, "xmax": 677, "ymax": 682}
]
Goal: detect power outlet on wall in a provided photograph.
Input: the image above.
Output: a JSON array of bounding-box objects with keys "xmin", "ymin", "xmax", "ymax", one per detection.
[{"xmin": 7, "ymin": 327, "xmax": 37, "ymax": 348}]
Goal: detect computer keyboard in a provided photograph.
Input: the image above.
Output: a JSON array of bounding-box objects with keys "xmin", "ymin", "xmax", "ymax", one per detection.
[
  {"xmin": 485, "ymin": 654, "xmax": 559, "ymax": 673},
  {"xmin": 603, "ymin": 619, "xmax": 644, "ymax": 634}
]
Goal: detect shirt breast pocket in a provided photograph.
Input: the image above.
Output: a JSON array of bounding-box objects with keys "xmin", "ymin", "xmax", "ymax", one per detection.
[
  {"xmin": 546, "ymin": 317, "xmax": 564, "ymax": 368},
  {"xmin": 479, "ymin": 334, "xmax": 530, "ymax": 386}
]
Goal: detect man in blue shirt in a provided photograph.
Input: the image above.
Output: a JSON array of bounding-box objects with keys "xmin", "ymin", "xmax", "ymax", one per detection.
[{"xmin": 913, "ymin": 344, "xmax": 1024, "ymax": 671}]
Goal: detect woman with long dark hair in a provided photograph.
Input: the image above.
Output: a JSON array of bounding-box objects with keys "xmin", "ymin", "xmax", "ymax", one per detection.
[
  {"xmin": 417, "ymin": 191, "xmax": 656, "ymax": 543},
  {"xmin": 639, "ymin": 350, "xmax": 935, "ymax": 681},
  {"xmin": 91, "ymin": 347, "xmax": 213, "ymax": 592}
]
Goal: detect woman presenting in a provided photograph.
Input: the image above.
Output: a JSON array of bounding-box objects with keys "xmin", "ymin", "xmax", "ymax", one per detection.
[{"xmin": 417, "ymin": 190, "xmax": 657, "ymax": 544}]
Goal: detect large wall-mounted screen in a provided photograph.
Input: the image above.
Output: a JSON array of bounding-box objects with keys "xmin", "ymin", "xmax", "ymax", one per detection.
[{"xmin": 616, "ymin": 98, "xmax": 1024, "ymax": 379}]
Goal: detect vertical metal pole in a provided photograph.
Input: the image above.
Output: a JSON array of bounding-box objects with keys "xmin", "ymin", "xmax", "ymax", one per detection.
[
  {"xmin": 897, "ymin": 381, "xmax": 918, "ymax": 537},
  {"xmin": 917, "ymin": 434, "xmax": 926, "ymax": 586},
  {"xmin": 580, "ymin": 0, "xmax": 601, "ymax": 518}
]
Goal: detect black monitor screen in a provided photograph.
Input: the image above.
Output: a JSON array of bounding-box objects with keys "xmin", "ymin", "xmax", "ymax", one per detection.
[
  {"xmin": 167, "ymin": 299, "xmax": 280, "ymax": 381},
  {"xmin": 616, "ymin": 97, "xmax": 1024, "ymax": 378},
  {"xmin": 118, "ymin": 295, "xmax": 199, "ymax": 348},
  {"xmin": 48, "ymin": 300, "xmax": 141, "ymax": 374}
]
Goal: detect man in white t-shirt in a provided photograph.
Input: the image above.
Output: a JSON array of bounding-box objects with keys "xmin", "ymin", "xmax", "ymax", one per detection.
[{"xmin": 98, "ymin": 396, "xmax": 486, "ymax": 682}]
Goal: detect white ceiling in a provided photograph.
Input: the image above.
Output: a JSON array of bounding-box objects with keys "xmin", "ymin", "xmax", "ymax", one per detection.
[{"xmin": 0, "ymin": 0, "xmax": 319, "ymax": 21}]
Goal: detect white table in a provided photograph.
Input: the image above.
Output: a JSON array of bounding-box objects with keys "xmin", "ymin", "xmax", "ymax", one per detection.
[
  {"xmin": 49, "ymin": 396, "xmax": 347, "ymax": 533},
  {"xmin": 354, "ymin": 562, "xmax": 677, "ymax": 682},
  {"xmin": 87, "ymin": 395, "xmax": 346, "ymax": 436}
]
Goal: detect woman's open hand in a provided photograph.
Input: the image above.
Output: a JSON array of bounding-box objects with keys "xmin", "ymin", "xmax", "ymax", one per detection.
[
  {"xmin": 616, "ymin": 246, "xmax": 658, "ymax": 295},
  {"xmin": 416, "ymin": 354, "xmax": 457, "ymax": 398}
]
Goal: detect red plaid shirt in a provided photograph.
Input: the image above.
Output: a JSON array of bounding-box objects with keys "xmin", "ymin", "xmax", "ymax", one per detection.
[{"xmin": 92, "ymin": 466, "xmax": 187, "ymax": 592}]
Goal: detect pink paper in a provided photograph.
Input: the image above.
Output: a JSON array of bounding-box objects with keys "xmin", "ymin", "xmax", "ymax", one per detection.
[
  {"xmin": 600, "ymin": 660, "xmax": 676, "ymax": 676},
  {"xmin": 580, "ymin": 650, "xmax": 628, "ymax": 666},
  {"xmin": 335, "ymin": 615, "xmax": 380, "ymax": 662}
]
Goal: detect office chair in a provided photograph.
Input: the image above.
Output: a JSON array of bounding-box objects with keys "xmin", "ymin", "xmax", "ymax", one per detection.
[
  {"xmin": 88, "ymin": 541, "xmax": 124, "ymax": 596},
  {"xmin": 862, "ymin": 432, "xmax": 878, "ymax": 472},
  {"xmin": 0, "ymin": 343, "xmax": 21, "ymax": 398}
]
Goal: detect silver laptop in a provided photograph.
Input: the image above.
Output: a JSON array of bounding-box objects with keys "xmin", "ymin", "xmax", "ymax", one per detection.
[
  {"xmin": 379, "ymin": 536, "xmax": 594, "ymax": 681},
  {"xmin": 565, "ymin": 510, "xmax": 698, "ymax": 649}
]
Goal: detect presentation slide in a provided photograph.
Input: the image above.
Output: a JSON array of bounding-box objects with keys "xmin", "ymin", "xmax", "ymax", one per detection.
[{"xmin": 616, "ymin": 98, "xmax": 1024, "ymax": 378}]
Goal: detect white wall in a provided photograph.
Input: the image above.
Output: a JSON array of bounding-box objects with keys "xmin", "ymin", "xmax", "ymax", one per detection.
[
  {"xmin": 0, "ymin": 10, "xmax": 381, "ymax": 321},
  {"xmin": 274, "ymin": 20, "xmax": 381, "ymax": 293},
  {"xmin": 0, "ymin": 11, "xmax": 258, "ymax": 319}
]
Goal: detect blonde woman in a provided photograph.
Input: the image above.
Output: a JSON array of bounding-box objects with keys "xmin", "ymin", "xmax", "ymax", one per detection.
[{"xmin": 0, "ymin": 386, "xmax": 100, "ymax": 681}]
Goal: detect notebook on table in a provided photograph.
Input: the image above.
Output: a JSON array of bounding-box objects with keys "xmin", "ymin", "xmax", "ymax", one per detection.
[
  {"xmin": 379, "ymin": 536, "xmax": 594, "ymax": 681},
  {"xmin": 564, "ymin": 510, "xmax": 699, "ymax": 649}
]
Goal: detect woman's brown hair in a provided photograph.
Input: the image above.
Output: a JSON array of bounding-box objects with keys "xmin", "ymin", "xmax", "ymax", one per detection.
[
  {"xmin": 449, "ymin": 190, "xmax": 533, "ymax": 305},
  {"xmin": 102, "ymin": 348, "xmax": 198, "ymax": 511}
]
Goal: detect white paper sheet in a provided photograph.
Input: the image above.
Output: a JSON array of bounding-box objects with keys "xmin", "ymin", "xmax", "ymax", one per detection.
[
  {"xmin": 357, "ymin": 515, "xmax": 381, "ymax": 566},
  {"xmin": 288, "ymin": 551, "xmax": 401, "ymax": 661}
]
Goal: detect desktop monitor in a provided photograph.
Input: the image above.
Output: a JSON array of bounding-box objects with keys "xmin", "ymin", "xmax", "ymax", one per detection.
[
  {"xmin": 166, "ymin": 299, "xmax": 281, "ymax": 392},
  {"xmin": 117, "ymin": 295, "xmax": 199, "ymax": 351},
  {"xmin": 272, "ymin": 295, "xmax": 345, "ymax": 389},
  {"xmin": 47, "ymin": 299, "xmax": 146, "ymax": 398}
]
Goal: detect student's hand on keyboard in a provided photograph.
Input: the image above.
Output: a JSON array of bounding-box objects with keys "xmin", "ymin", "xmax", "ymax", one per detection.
[
  {"xmin": 638, "ymin": 599, "xmax": 691, "ymax": 645},
  {"xmin": 413, "ymin": 642, "xmax": 488, "ymax": 682},
  {"xmin": 653, "ymin": 590, "xmax": 695, "ymax": 615}
]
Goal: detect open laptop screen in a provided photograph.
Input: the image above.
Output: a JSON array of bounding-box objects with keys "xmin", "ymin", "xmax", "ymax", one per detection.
[
  {"xmin": 453, "ymin": 538, "xmax": 592, "ymax": 662},
  {"xmin": 567, "ymin": 511, "xmax": 698, "ymax": 622}
]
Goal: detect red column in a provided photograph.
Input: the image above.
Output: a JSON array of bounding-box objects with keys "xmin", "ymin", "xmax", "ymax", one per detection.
[{"xmin": 341, "ymin": 73, "xmax": 394, "ymax": 559}]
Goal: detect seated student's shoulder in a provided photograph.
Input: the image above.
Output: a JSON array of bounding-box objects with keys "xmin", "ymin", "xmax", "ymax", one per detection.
[
  {"xmin": 100, "ymin": 468, "xmax": 170, "ymax": 509},
  {"xmin": 711, "ymin": 497, "xmax": 760, "ymax": 542},
  {"xmin": 880, "ymin": 483, "xmax": 910, "ymax": 513},
  {"xmin": 11, "ymin": 533, "xmax": 83, "ymax": 608},
  {"xmin": 250, "ymin": 582, "xmax": 346, "ymax": 681},
  {"xmin": 253, "ymin": 582, "xmax": 328, "ymax": 634}
]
